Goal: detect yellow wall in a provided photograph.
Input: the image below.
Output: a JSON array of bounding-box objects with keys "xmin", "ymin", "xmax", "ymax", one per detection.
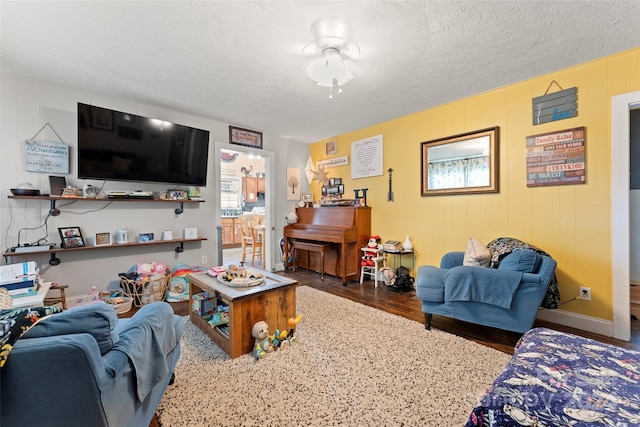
[{"xmin": 310, "ymin": 47, "xmax": 640, "ymax": 321}]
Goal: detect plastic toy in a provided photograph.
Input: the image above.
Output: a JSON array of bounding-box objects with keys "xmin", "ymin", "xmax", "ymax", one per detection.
[
  {"xmin": 252, "ymin": 320, "xmax": 275, "ymax": 359},
  {"xmin": 270, "ymin": 314, "xmax": 302, "ymax": 349},
  {"xmin": 361, "ymin": 235, "xmax": 381, "ymax": 266}
]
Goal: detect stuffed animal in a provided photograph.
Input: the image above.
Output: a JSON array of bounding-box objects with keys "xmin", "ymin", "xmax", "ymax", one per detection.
[
  {"xmin": 361, "ymin": 235, "xmax": 381, "ymax": 266},
  {"xmin": 380, "ymin": 266, "xmax": 396, "ymax": 287},
  {"xmin": 135, "ymin": 262, "xmax": 168, "ymax": 282},
  {"xmin": 252, "ymin": 320, "xmax": 275, "ymax": 359}
]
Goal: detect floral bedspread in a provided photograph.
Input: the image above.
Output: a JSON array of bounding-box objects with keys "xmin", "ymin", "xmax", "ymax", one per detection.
[{"xmin": 465, "ymin": 327, "xmax": 640, "ymax": 427}]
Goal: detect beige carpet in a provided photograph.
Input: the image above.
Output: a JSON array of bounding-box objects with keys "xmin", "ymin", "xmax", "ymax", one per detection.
[{"xmin": 157, "ymin": 286, "xmax": 511, "ymax": 426}]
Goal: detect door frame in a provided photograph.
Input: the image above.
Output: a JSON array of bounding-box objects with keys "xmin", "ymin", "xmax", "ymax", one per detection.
[
  {"xmin": 214, "ymin": 141, "xmax": 275, "ymax": 271},
  {"xmin": 611, "ymin": 90, "xmax": 640, "ymax": 341}
]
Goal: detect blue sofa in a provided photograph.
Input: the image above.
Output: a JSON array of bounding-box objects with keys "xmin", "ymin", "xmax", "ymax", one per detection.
[
  {"xmin": 1, "ymin": 301, "xmax": 184, "ymax": 427},
  {"xmin": 416, "ymin": 249, "xmax": 557, "ymax": 333}
]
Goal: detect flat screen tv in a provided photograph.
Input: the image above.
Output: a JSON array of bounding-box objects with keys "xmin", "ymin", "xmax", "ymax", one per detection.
[{"xmin": 77, "ymin": 103, "xmax": 210, "ymax": 186}]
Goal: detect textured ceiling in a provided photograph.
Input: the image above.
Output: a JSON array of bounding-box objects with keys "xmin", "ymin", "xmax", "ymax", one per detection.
[{"xmin": 2, "ymin": 1, "xmax": 640, "ymax": 143}]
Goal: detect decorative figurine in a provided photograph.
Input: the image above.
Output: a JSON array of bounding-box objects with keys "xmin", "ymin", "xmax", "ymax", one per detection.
[{"xmin": 252, "ymin": 320, "xmax": 275, "ymax": 360}]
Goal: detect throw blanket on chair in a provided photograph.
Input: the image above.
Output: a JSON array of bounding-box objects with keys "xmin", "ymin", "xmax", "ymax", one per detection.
[
  {"xmin": 445, "ymin": 266, "xmax": 523, "ymax": 309},
  {"xmin": 486, "ymin": 237, "xmax": 561, "ymax": 309},
  {"xmin": 0, "ymin": 306, "xmax": 62, "ymax": 367}
]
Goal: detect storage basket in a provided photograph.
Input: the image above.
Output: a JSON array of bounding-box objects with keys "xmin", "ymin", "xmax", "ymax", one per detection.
[{"xmin": 119, "ymin": 274, "xmax": 170, "ymax": 307}]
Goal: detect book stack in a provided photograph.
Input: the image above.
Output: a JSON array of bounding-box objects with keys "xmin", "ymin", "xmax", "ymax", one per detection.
[
  {"xmin": 383, "ymin": 240, "xmax": 403, "ymax": 252},
  {"xmin": 0, "ymin": 261, "xmax": 39, "ymax": 297}
]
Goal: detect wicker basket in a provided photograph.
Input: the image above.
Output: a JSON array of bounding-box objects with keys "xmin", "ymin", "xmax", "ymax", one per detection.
[{"xmin": 119, "ymin": 274, "xmax": 170, "ymax": 307}]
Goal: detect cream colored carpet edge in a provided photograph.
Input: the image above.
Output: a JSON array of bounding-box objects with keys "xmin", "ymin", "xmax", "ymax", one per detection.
[{"xmin": 156, "ymin": 286, "xmax": 511, "ymax": 426}]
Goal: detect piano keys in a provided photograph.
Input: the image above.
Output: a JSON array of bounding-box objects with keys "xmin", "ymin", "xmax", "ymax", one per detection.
[{"xmin": 283, "ymin": 206, "xmax": 371, "ymax": 284}]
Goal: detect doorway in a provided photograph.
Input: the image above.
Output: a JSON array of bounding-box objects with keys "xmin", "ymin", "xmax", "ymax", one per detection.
[
  {"xmin": 214, "ymin": 141, "xmax": 275, "ymax": 271},
  {"xmin": 611, "ymin": 90, "xmax": 640, "ymax": 341}
]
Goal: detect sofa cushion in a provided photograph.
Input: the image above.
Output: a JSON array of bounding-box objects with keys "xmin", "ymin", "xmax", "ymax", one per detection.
[
  {"xmin": 463, "ymin": 238, "xmax": 491, "ymax": 267},
  {"xmin": 497, "ymin": 249, "xmax": 541, "ymax": 273},
  {"xmin": 23, "ymin": 302, "xmax": 119, "ymax": 355}
]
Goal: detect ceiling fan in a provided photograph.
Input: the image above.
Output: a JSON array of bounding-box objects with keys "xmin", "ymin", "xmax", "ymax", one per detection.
[{"xmin": 303, "ymin": 16, "xmax": 360, "ymax": 99}]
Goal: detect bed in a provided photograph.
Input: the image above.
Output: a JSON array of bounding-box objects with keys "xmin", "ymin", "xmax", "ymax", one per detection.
[{"xmin": 466, "ymin": 327, "xmax": 640, "ymax": 426}]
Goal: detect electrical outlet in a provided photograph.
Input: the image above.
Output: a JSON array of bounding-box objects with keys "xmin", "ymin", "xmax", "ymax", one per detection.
[
  {"xmin": 201, "ymin": 255, "xmax": 208, "ymax": 265},
  {"xmin": 579, "ymin": 286, "xmax": 591, "ymax": 301}
]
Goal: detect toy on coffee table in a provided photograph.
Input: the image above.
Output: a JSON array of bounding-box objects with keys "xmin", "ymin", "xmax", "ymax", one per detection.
[
  {"xmin": 252, "ymin": 320, "xmax": 275, "ymax": 360},
  {"xmin": 361, "ymin": 235, "xmax": 382, "ymax": 266}
]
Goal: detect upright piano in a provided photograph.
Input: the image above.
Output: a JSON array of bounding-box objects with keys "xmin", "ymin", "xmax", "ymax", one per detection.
[{"xmin": 283, "ymin": 206, "xmax": 371, "ymax": 284}]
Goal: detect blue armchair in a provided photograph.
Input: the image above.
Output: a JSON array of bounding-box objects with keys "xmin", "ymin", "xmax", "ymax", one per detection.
[
  {"xmin": 1, "ymin": 301, "xmax": 184, "ymax": 427},
  {"xmin": 416, "ymin": 249, "xmax": 557, "ymax": 333}
]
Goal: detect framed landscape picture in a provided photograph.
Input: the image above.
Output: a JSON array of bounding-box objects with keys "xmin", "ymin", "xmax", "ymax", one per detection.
[{"xmin": 58, "ymin": 226, "xmax": 85, "ymax": 248}]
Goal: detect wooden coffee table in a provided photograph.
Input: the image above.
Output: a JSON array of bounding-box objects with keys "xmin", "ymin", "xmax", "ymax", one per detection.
[{"xmin": 188, "ymin": 270, "xmax": 297, "ymax": 358}]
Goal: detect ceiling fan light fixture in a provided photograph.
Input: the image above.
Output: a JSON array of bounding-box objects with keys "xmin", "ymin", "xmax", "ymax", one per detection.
[{"xmin": 305, "ymin": 17, "xmax": 358, "ymax": 99}]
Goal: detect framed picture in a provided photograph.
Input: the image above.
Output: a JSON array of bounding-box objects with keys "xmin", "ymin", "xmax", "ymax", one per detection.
[
  {"xmin": 94, "ymin": 232, "xmax": 112, "ymax": 246},
  {"xmin": 168, "ymin": 190, "xmax": 184, "ymax": 200},
  {"xmin": 229, "ymin": 126, "xmax": 263, "ymax": 149},
  {"xmin": 326, "ymin": 140, "xmax": 337, "ymax": 155},
  {"xmin": 302, "ymin": 194, "xmax": 312, "ymax": 202},
  {"xmin": 138, "ymin": 233, "xmax": 155, "ymax": 243},
  {"xmin": 58, "ymin": 227, "xmax": 85, "ymax": 248}
]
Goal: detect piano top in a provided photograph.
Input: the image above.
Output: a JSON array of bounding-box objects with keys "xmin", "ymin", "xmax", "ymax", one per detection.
[{"xmin": 291, "ymin": 206, "xmax": 365, "ymax": 227}]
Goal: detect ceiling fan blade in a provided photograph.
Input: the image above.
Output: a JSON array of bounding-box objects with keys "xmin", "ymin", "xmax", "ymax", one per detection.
[{"xmin": 302, "ymin": 43, "xmax": 320, "ymax": 56}]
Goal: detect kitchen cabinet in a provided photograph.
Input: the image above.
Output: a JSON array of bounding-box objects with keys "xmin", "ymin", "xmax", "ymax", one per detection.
[
  {"xmin": 221, "ymin": 217, "xmax": 243, "ymax": 248},
  {"xmin": 242, "ymin": 177, "xmax": 265, "ymax": 202}
]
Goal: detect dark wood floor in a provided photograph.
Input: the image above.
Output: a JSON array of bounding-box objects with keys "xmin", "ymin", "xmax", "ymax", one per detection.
[{"xmin": 274, "ymin": 269, "xmax": 640, "ymax": 354}]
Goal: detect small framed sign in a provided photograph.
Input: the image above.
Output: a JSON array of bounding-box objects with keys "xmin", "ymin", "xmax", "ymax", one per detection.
[
  {"xmin": 229, "ymin": 126, "xmax": 263, "ymax": 149},
  {"xmin": 94, "ymin": 232, "xmax": 112, "ymax": 246},
  {"xmin": 58, "ymin": 227, "xmax": 85, "ymax": 248}
]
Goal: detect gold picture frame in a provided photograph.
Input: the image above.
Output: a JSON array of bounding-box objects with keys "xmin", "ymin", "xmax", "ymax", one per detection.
[{"xmin": 421, "ymin": 127, "xmax": 499, "ymax": 196}]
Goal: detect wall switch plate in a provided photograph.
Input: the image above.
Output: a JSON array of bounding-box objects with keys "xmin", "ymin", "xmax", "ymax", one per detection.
[{"xmin": 184, "ymin": 227, "xmax": 198, "ymax": 239}]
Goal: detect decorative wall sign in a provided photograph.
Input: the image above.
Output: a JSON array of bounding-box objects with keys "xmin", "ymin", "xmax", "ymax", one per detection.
[
  {"xmin": 229, "ymin": 126, "xmax": 263, "ymax": 149},
  {"xmin": 24, "ymin": 140, "xmax": 69, "ymax": 173},
  {"xmin": 317, "ymin": 156, "xmax": 349, "ymax": 168},
  {"xmin": 532, "ymin": 81, "xmax": 577, "ymax": 125},
  {"xmin": 24, "ymin": 122, "xmax": 70, "ymax": 173},
  {"xmin": 526, "ymin": 127, "xmax": 585, "ymax": 187},
  {"xmin": 351, "ymin": 134, "xmax": 383, "ymax": 179}
]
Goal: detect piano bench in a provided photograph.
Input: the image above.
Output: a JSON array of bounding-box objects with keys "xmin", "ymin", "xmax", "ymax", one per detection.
[{"xmin": 291, "ymin": 241, "xmax": 335, "ymax": 281}]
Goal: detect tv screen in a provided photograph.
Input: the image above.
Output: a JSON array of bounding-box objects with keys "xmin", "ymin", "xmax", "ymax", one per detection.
[{"xmin": 77, "ymin": 103, "xmax": 210, "ymax": 186}]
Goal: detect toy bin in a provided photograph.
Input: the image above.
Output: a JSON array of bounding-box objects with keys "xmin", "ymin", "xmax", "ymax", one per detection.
[{"xmin": 119, "ymin": 274, "xmax": 170, "ymax": 307}]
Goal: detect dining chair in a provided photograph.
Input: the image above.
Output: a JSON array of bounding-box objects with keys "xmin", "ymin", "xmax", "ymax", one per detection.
[{"xmin": 239, "ymin": 214, "xmax": 263, "ymax": 266}]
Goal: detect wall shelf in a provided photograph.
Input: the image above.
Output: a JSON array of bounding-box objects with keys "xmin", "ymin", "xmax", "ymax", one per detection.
[
  {"xmin": 5, "ymin": 195, "xmax": 207, "ymax": 265},
  {"xmin": 8, "ymin": 195, "xmax": 204, "ymax": 216}
]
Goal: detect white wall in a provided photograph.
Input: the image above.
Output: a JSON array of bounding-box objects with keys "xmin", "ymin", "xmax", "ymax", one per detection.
[{"xmin": 0, "ymin": 72, "xmax": 310, "ymax": 297}]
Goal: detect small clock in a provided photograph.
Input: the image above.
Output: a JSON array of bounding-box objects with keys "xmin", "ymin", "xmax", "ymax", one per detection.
[{"xmin": 298, "ymin": 200, "xmax": 306, "ymax": 208}]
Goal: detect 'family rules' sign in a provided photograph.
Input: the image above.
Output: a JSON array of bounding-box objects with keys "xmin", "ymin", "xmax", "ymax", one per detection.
[{"xmin": 526, "ymin": 127, "xmax": 585, "ymax": 187}]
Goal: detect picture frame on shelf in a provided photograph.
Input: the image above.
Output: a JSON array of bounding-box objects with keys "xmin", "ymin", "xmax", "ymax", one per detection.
[
  {"xmin": 302, "ymin": 194, "xmax": 312, "ymax": 203},
  {"xmin": 229, "ymin": 126, "xmax": 263, "ymax": 149},
  {"xmin": 138, "ymin": 233, "xmax": 155, "ymax": 243},
  {"xmin": 58, "ymin": 226, "xmax": 85, "ymax": 248},
  {"xmin": 94, "ymin": 232, "xmax": 112, "ymax": 246}
]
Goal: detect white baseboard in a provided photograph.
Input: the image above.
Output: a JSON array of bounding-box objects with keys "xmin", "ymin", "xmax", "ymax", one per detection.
[{"xmin": 536, "ymin": 308, "xmax": 613, "ymax": 337}]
